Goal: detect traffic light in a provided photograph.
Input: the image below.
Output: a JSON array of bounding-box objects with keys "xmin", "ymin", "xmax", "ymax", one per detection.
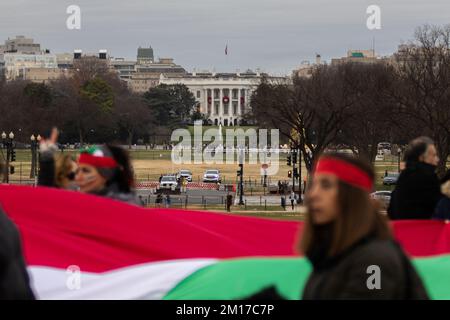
[
  {"xmin": 237, "ymin": 164, "xmax": 243, "ymax": 177},
  {"xmin": 287, "ymin": 154, "xmax": 291, "ymax": 166},
  {"xmin": 10, "ymin": 149, "xmax": 16, "ymax": 162},
  {"xmin": 10, "ymin": 165, "xmax": 14, "ymax": 175},
  {"xmin": 288, "ymin": 170, "xmax": 292, "ymax": 178},
  {"xmin": 293, "ymin": 168, "xmax": 298, "ymax": 178},
  {"xmin": 292, "ymin": 151, "xmax": 297, "ymax": 164}
]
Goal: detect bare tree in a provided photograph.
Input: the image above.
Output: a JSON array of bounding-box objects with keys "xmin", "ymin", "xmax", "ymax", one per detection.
[
  {"xmin": 392, "ymin": 24, "xmax": 450, "ymax": 176},
  {"xmin": 250, "ymin": 64, "xmax": 360, "ymax": 171}
]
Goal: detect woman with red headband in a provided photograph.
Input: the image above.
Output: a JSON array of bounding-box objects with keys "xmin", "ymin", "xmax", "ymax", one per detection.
[
  {"xmin": 300, "ymin": 153, "xmax": 428, "ymax": 299},
  {"xmin": 75, "ymin": 145, "xmax": 141, "ymax": 206}
]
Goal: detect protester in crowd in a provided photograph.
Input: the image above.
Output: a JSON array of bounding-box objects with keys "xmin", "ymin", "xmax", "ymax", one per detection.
[
  {"xmin": 388, "ymin": 137, "xmax": 442, "ymax": 220},
  {"xmin": 300, "ymin": 153, "xmax": 429, "ymax": 299},
  {"xmin": 180, "ymin": 176, "xmax": 187, "ymax": 193},
  {"xmin": 54, "ymin": 154, "xmax": 78, "ymax": 190},
  {"xmin": 433, "ymin": 170, "xmax": 450, "ymax": 220},
  {"xmin": 289, "ymin": 191, "xmax": 296, "ymax": 210},
  {"xmin": 155, "ymin": 193, "xmax": 163, "ymax": 208},
  {"xmin": 0, "ymin": 162, "xmax": 35, "ymax": 299},
  {"xmin": 280, "ymin": 194, "xmax": 286, "ymax": 211},
  {"xmin": 37, "ymin": 127, "xmax": 78, "ymax": 190},
  {"xmin": 226, "ymin": 194, "xmax": 233, "ymax": 212},
  {"xmin": 37, "ymin": 128, "xmax": 59, "ymax": 187},
  {"xmin": 75, "ymin": 145, "xmax": 142, "ymax": 206},
  {"xmin": 164, "ymin": 194, "xmax": 171, "ymax": 208}
]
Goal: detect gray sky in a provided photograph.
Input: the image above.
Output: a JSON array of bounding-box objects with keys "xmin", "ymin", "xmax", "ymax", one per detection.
[{"xmin": 1, "ymin": 0, "xmax": 449, "ymax": 75}]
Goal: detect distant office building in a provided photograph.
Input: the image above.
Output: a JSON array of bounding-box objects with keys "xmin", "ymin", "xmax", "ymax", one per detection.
[
  {"xmin": 56, "ymin": 53, "xmax": 74, "ymax": 69},
  {"xmin": 128, "ymin": 57, "xmax": 187, "ymax": 93},
  {"xmin": 331, "ymin": 49, "xmax": 382, "ymax": 65},
  {"xmin": 137, "ymin": 46, "xmax": 154, "ymax": 65},
  {"xmin": 110, "ymin": 46, "xmax": 187, "ymax": 90},
  {"xmin": 0, "ymin": 35, "xmax": 41, "ymax": 54},
  {"xmin": 109, "ymin": 58, "xmax": 136, "ymax": 81},
  {"xmin": 23, "ymin": 67, "xmax": 70, "ymax": 84},
  {"xmin": 2, "ymin": 52, "xmax": 58, "ymax": 81},
  {"xmin": 293, "ymin": 54, "xmax": 324, "ymax": 78}
]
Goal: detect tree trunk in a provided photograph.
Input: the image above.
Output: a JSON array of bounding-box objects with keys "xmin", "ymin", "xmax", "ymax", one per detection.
[{"xmin": 127, "ymin": 130, "xmax": 133, "ymax": 149}]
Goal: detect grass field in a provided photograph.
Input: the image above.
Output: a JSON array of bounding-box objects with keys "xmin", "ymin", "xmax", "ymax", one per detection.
[{"xmin": 4, "ymin": 149, "xmax": 409, "ymax": 192}]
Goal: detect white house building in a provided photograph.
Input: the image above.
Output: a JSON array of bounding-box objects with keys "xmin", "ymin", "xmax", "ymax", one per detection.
[{"xmin": 160, "ymin": 70, "xmax": 286, "ymax": 126}]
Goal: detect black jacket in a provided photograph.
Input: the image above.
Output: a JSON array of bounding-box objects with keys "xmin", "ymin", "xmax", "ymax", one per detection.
[
  {"xmin": 302, "ymin": 233, "xmax": 429, "ymax": 300},
  {"xmin": 433, "ymin": 180, "xmax": 450, "ymax": 220},
  {"xmin": 0, "ymin": 207, "xmax": 35, "ymax": 299},
  {"xmin": 388, "ymin": 162, "xmax": 442, "ymax": 220}
]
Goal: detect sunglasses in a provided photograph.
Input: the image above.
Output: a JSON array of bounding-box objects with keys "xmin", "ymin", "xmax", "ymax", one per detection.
[{"xmin": 66, "ymin": 172, "xmax": 76, "ymax": 181}]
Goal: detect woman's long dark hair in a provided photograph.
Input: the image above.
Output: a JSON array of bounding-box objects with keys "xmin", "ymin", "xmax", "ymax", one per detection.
[
  {"xmin": 300, "ymin": 152, "xmax": 392, "ymax": 258},
  {"xmin": 106, "ymin": 144, "xmax": 135, "ymax": 193}
]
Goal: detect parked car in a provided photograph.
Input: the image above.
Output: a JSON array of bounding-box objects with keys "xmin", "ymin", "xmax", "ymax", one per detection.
[
  {"xmin": 383, "ymin": 173, "xmax": 399, "ymax": 185},
  {"xmin": 177, "ymin": 170, "xmax": 193, "ymax": 182},
  {"xmin": 203, "ymin": 169, "xmax": 221, "ymax": 183},
  {"xmin": 370, "ymin": 191, "xmax": 392, "ymax": 210},
  {"xmin": 159, "ymin": 175, "xmax": 178, "ymax": 191}
]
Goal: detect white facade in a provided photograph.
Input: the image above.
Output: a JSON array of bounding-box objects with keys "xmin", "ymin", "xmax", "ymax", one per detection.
[{"xmin": 160, "ymin": 71, "xmax": 282, "ymax": 126}]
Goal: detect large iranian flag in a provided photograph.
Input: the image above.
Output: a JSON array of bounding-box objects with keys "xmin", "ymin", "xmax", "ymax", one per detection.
[{"xmin": 1, "ymin": 185, "xmax": 450, "ymax": 300}]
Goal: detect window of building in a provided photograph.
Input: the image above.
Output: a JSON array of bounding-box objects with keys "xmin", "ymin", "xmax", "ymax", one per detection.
[
  {"xmin": 233, "ymin": 102, "xmax": 237, "ymax": 115},
  {"xmin": 197, "ymin": 91, "xmax": 201, "ymax": 98}
]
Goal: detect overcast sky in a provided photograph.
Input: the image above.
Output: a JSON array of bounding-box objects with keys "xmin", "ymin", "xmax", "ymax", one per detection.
[{"xmin": 1, "ymin": 0, "xmax": 449, "ymax": 75}]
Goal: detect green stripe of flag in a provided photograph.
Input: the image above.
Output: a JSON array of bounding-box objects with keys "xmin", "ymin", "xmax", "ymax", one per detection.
[{"xmin": 164, "ymin": 256, "xmax": 450, "ymax": 300}]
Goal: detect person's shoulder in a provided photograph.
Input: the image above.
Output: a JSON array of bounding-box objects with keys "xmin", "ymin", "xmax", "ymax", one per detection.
[
  {"xmin": 0, "ymin": 208, "xmax": 21, "ymax": 258},
  {"xmin": 349, "ymin": 238, "xmax": 404, "ymax": 270}
]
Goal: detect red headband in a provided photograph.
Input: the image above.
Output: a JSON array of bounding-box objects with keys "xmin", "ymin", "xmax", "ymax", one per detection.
[
  {"xmin": 315, "ymin": 157, "xmax": 373, "ymax": 192},
  {"xmin": 78, "ymin": 153, "xmax": 118, "ymax": 168}
]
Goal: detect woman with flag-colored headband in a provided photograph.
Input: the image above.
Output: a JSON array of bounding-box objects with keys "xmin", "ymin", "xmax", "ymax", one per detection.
[
  {"xmin": 299, "ymin": 153, "xmax": 428, "ymax": 300},
  {"xmin": 75, "ymin": 145, "xmax": 142, "ymax": 206}
]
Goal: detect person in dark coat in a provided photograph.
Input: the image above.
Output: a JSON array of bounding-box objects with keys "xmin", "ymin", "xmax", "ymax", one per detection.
[
  {"xmin": 0, "ymin": 162, "xmax": 35, "ymax": 299},
  {"xmin": 300, "ymin": 153, "xmax": 428, "ymax": 300},
  {"xmin": 433, "ymin": 170, "xmax": 450, "ymax": 220},
  {"xmin": 388, "ymin": 137, "xmax": 442, "ymax": 220}
]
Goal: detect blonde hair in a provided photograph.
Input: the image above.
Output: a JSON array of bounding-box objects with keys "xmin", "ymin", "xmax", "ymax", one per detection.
[{"xmin": 55, "ymin": 154, "xmax": 76, "ymax": 188}]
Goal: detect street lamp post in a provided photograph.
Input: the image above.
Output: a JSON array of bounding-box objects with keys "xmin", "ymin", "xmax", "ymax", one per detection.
[
  {"xmin": 1, "ymin": 131, "xmax": 15, "ymax": 183},
  {"xmin": 1, "ymin": 132, "xmax": 6, "ymax": 182},
  {"xmin": 238, "ymin": 148, "xmax": 244, "ymax": 205},
  {"xmin": 30, "ymin": 135, "xmax": 38, "ymax": 179}
]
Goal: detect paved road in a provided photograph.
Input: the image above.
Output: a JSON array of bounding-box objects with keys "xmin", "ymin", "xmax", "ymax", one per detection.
[
  {"xmin": 136, "ymin": 188, "xmax": 305, "ymax": 207},
  {"xmin": 136, "ymin": 188, "xmax": 232, "ymax": 205}
]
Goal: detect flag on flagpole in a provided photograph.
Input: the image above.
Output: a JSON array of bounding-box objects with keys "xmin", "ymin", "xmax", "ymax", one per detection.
[{"xmin": 225, "ymin": 44, "xmax": 228, "ymax": 55}]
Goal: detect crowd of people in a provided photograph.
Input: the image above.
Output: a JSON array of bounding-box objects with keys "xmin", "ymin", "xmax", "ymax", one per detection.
[
  {"xmin": 0, "ymin": 132, "xmax": 449, "ymax": 299},
  {"xmin": 388, "ymin": 136, "xmax": 450, "ymax": 220},
  {"xmin": 37, "ymin": 128, "xmax": 142, "ymax": 206}
]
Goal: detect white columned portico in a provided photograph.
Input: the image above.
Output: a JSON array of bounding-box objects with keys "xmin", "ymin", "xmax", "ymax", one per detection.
[
  {"xmin": 238, "ymin": 88, "xmax": 242, "ymax": 117},
  {"xmin": 204, "ymin": 87, "xmax": 209, "ymax": 114},
  {"xmin": 219, "ymin": 87, "xmax": 223, "ymax": 125}
]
